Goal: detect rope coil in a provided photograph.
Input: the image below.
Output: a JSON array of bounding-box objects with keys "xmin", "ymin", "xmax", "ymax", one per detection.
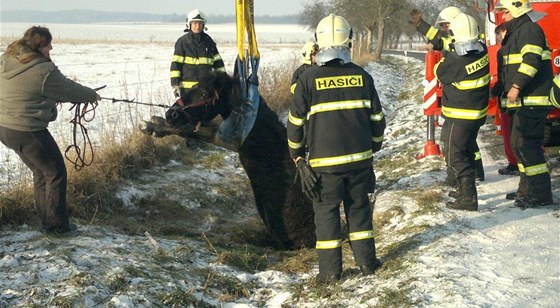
[
  {"xmin": 63, "ymin": 84, "xmax": 171, "ymax": 171},
  {"xmin": 64, "ymin": 102, "xmax": 98, "ymax": 171}
]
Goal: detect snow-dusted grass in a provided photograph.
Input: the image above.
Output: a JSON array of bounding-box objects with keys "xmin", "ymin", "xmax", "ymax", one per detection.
[{"xmin": 1, "ymin": 24, "xmax": 560, "ymax": 307}]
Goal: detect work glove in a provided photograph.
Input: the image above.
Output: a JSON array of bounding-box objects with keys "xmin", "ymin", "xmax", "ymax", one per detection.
[
  {"xmin": 172, "ymin": 85, "xmax": 181, "ymax": 98},
  {"xmin": 372, "ymin": 141, "xmax": 382, "ymax": 153},
  {"xmin": 409, "ymin": 9, "xmax": 423, "ymax": 28},
  {"xmin": 294, "ymin": 158, "xmax": 320, "ymax": 200}
]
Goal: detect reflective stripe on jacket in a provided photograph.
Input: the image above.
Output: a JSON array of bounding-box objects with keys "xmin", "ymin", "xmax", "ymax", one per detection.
[
  {"xmin": 287, "ymin": 62, "xmax": 385, "ymax": 173},
  {"xmin": 417, "ymin": 20, "xmax": 452, "ymax": 52},
  {"xmin": 550, "ymin": 75, "xmax": 560, "ymax": 108},
  {"xmin": 500, "ymin": 14, "xmax": 553, "ymax": 110},
  {"xmin": 435, "ymin": 47, "xmax": 490, "ymax": 122}
]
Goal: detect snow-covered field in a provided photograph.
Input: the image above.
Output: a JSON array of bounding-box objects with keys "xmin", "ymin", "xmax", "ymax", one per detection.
[
  {"xmin": 0, "ymin": 22, "xmax": 306, "ymax": 187},
  {"xmin": 1, "ymin": 23, "xmax": 559, "ymax": 307},
  {"xmin": 0, "ymin": 22, "xmax": 314, "ymax": 44}
]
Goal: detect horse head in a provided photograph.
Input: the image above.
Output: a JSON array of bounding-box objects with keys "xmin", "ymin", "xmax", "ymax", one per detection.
[{"xmin": 165, "ymin": 72, "xmax": 240, "ymax": 128}]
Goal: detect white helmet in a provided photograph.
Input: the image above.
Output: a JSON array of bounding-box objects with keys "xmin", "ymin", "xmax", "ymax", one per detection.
[
  {"xmin": 494, "ymin": 0, "xmax": 546, "ymax": 21},
  {"xmin": 315, "ymin": 13, "xmax": 352, "ymax": 50},
  {"xmin": 435, "ymin": 6, "xmax": 462, "ymax": 25},
  {"xmin": 186, "ymin": 9, "xmax": 207, "ymax": 30},
  {"xmin": 314, "ymin": 14, "xmax": 352, "ymax": 66},
  {"xmin": 301, "ymin": 41, "xmax": 318, "ymax": 65},
  {"xmin": 449, "ymin": 13, "xmax": 484, "ymax": 55}
]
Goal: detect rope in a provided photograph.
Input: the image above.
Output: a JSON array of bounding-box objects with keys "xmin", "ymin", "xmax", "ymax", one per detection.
[
  {"xmin": 62, "ymin": 93, "xmax": 171, "ymax": 171},
  {"xmin": 64, "ymin": 101, "xmax": 98, "ymax": 171},
  {"xmin": 100, "ymin": 97, "xmax": 170, "ymax": 108}
]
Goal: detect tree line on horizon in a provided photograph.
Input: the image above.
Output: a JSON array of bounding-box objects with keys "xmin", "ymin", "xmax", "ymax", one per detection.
[{"xmin": 1, "ymin": 10, "xmax": 299, "ymax": 24}]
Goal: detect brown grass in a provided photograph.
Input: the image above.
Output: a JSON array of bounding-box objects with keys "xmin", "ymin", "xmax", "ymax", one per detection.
[
  {"xmin": 0, "ymin": 130, "xmax": 189, "ymax": 229},
  {"xmin": 0, "ymin": 183, "xmax": 35, "ymax": 226},
  {"xmin": 259, "ymin": 56, "xmax": 300, "ymax": 113}
]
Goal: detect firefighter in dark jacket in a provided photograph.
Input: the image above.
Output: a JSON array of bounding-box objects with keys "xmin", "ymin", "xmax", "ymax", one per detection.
[
  {"xmin": 170, "ymin": 9, "xmax": 226, "ymax": 97},
  {"xmin": 287, "ymin": 14, "xmax": 385, "ymax": 283},
  {"xmin": 494, "ymin": 0, "xmax": 554, "ymax": 208},
  {"xmin": 290, "ymin": 41, "xmax": 317, "ymax": 94},
  {"xmin": 434, "ymin": 13, "xmax": 490, "ymax": 211},
  {"xmin": 551, "ymin": 75, "xmax": 560, "ymax": 109},
  {"xmin": 410, "ymin": 6, "xmax": 460, "ymax": 52},
  {"xmin": 410, "ymin": 7, "xmax": 486, "ymax": 183}
]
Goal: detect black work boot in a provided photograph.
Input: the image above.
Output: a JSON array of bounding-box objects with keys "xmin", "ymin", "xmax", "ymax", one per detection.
[
  {"xmin": 448, "ymin": 190, "xmax": 459, "ymax": 199},
  {"xmin": 506, "ymin": 192, "xmax": 517, "ymax": 200},
  {"xmin": 316, "ymin": 250, "xmax": 342, "ymax": 284},
  {"xmin": 498, "ymin": 164, "xmax": 520, "ymax": 176},
  {"xmin": 514, "ymin": 196, "xmax": 553, "ymax": 208},
  {"xmin": 515, "ymin": 173, "xmax": 553, "ymax": 208},
  {"xmin": 315, "ymin": 272, "xmax": 341, "ymax": 284},
  {"xmin": 446, "ymin": 177, "xmax": 478, "ymax": 211},
  {"xmin": 506, "ymin": 173, "xmax": 528, "ymax": 201},
  {"xmin": 360, "ymin": 258, "xmax": 382, "ymax": 276}
]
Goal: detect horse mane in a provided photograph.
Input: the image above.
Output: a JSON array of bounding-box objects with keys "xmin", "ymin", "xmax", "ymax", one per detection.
[{"xmin": 200, "ymin": 72, "xmax": 243, "ymax": 119}]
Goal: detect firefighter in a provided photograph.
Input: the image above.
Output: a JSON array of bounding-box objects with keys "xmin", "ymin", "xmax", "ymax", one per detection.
[
  {"xmin": 494, "ymin": 0, "xmax": 554, "ymax": 208},
  {"xmin": 287, "ymin": 14, "xmax": 385, "ymax": 283},
  {"xmin": 290, "ymin": 41, "xmax": 318, "ymax": 94},
  {"xmin": 550, "ymin": 75, "xmax": 560, "ymax": 155},
  {"xmin": 434, "ymin": 13, "xmax": 490, "ymax": 211},
  {"xmin": 551, "ymin": 75, "xmax": 560, "ymax": 109},
  {"xmin": 170, "ymin": 9, "xmax": 226, "ymax": 97},
  {"xmin": 410, "ymin": 6, "xmax": 460, "ymax": 51},
  {"xmin": 491, "ymin": 24, "xmax": 521, "ymax": 176},
  {"xmin": 410, "ymin": 7, "xmax": 486, "ymax": 184}
]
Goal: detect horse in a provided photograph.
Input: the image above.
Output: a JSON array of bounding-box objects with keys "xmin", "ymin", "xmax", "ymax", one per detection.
[{"xmin": 142, "ymin": 72, "xmax": 316, "ymax": 250}]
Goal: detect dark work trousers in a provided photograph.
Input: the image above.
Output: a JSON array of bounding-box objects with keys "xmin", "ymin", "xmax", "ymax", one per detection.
[
  {"xmin": 509, "ymin": 108, "xmax": 551, "ymax": 197},
  {"xmin": 0, "ymin": 126, "xmax": 69, "ymax": 230},
  {"xmin": 443, "ymin": 119, "xmax": 483, "ymax": 180},
  {"xmin": 313, "ymin": 167, "xmax": 377, "ymax": 276},
  {"xmin": 441, "ymin": 120, "xmax": 483, "ymax": 180}
]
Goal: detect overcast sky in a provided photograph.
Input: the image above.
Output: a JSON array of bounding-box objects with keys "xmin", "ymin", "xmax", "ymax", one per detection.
[{"xmin": 0, "ymin": 0, "xmax": 304, "ymax": 16}]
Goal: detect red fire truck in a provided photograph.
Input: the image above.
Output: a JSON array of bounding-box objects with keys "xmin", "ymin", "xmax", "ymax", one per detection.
[{"xmin": 419, "ymin": 0, "xmax": 560, "ymax": 158}]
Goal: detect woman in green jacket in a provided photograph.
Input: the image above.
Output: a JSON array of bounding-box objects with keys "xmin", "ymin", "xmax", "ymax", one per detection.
[{"xmin": 0, "ymin": 26, "xmax": 100, "ymax": 233}]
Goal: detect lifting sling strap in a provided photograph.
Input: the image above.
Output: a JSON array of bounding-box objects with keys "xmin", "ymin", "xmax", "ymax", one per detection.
[{"xmin": 218, "ymin": 0, "xmax": 261, "ymax": 150}]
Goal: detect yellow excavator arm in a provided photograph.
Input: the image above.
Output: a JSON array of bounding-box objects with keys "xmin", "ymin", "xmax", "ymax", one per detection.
[{"xmin": 236, "ymin": 0, "xmax": 260, "ymax": 61}]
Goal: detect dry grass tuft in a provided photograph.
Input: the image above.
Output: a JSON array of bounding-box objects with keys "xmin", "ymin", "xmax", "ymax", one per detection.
[
  {"xmin": 0, "ymin": 184, "xmax": 35, "ymax": 226},
  {"xmin": 0, "ymin": 130, "xmax": 189, "ymax": 229},
  {"xmin": 259, "ymin": 57, "xmax": 299, "ymax": 113},
  {"xmin": 272, "ymin": 248, "xmax": 316, "ymax": 274}
]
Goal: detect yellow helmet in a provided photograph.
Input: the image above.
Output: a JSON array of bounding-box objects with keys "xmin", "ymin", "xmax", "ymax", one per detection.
[
  {"xmin": 435, "ymin": 6, "xmax": 462, "ymax": 25},
  {"xmin": 301, "ymin": 42, "xmax": 318, "ymax": 65},
  {"xmin": 315, "ymin": 13, "xmax": 352, "ymax": 50}
]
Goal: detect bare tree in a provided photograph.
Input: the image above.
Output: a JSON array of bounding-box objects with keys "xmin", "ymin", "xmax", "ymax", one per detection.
[
  {"xmin": 298, "ymin": 0, "xmax": 462, "ymax": 59},
  {"xmin": 299, "ymin": 1, "xmax": 330, "ymax": 31}
]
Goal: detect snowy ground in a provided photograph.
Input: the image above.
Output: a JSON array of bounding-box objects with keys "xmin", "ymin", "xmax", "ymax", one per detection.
[
  {"xmin": 0, "ymin": 23, "xmax": 304, "ymax": 187},
  {"xmin": 1, "ymin": 24, "xmax": 559, "ymax": 307}
]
